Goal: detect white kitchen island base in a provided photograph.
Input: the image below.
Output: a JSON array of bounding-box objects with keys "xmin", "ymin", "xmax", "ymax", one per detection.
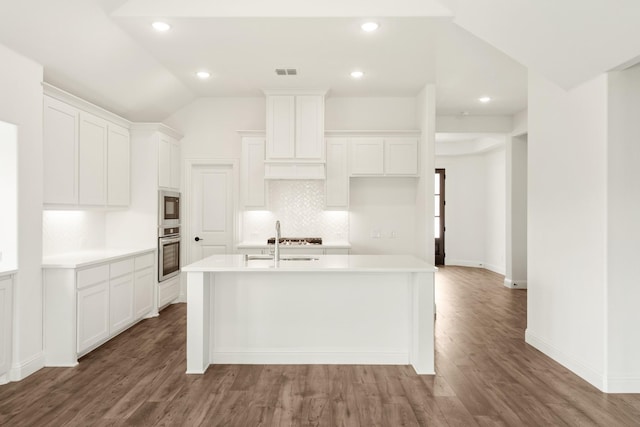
[{"xmin": 184, "ymin": 255, "xmax": 435, "ymax": 375}]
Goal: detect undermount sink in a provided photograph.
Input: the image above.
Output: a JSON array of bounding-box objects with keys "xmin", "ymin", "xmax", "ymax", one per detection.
[{"xmin": 244, "ymin": 254, "xmax": 319, "ymax": 262}]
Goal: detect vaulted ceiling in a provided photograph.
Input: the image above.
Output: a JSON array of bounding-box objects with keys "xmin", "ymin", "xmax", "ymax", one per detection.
[{"xmin": 0, "ymin": 0, "xmax": 638, "ymax": 122}]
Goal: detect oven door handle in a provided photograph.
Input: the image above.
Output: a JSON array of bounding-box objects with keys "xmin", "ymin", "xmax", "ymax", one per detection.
[{"xmin": 159, "ymin": 236, "xmax": 181, "ymax": 244}]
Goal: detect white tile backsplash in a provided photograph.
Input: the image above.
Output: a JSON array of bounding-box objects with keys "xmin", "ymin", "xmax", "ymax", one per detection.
[
  {"xmin": 43, "ymin": 210, "xmax": 106, "ymax": 256},
  {"xmin": 241, "ymin": 181, "xmax": 348, "ymax": 242}
]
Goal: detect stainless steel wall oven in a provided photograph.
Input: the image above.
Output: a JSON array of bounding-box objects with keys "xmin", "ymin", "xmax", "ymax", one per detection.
[{"xmin": 159, "ymin": 225, "xmax": 181, "ymax": 281}]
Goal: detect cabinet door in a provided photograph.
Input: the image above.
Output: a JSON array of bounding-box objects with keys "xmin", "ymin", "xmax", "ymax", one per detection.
[
  {"xmin": 170, "ymin": 140, "xmax": 181, "ymax": 190},
  {"xmin": 158, "ymin": 134, "xmax": 172, "ymax": 188},
  {"xmin": 385, "ymin": 138, "xmax": 418, "ymax": 175},
  {"xmin": 109, "ymin": 273, "xmax": 134, "ymax": 334},
  {"xmin": 107, "ymin": 124, "xmax": 130, "ymax": 206},
  {"xmin": 241, "ymin": 137, "xmax": 266, "ymax": 207},
  {"xmin": 266, "ymin": 95, "xmax": 295, "ymax": 159},
  {"xmin": 0, "ymin": 277, "xmax": 12, "ymax": 378},
  {"xmin": 295, "ymin": 95, "xmax": 324, "ymax": 160},
  {"xmin": 77, "ymin": 281, "xmax": 109, "ymax": 353},
  {"xmin": 43, "ymin": 96, "xmax": 78, "ymax": 205},
  {"xmin": 350, "ymin": 138, "xmax": 384, "ymax": 175},
  {"xmin": 325, "ymin": 138, "xmax": 349, "ymax": 208},
  {"xmin": 78, "ymin": 113, "xmax": 108, "ymax": 205},
  {"xmin": 158, "ymin": 275, "xmax": 180, "ymax": 308},
  {"xmin": 134, "ymin": 267, "xmax": 154, "ymax": 319}
]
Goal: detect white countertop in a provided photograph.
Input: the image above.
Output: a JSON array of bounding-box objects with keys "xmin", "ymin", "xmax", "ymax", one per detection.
[
  {"xmin": 42, "ymin": 247, "xmax": 156, "ymax": 269},
  {"xmin": 236, "ymin": 242, "xmax": 351, "ymax": 249},
  {"xmin": 183, "ymin": 254, "xmax": 436, "ymax": 273},
  {"xmin": 0, "ymin": 268, "xmax": 17, "ymax": 277}
]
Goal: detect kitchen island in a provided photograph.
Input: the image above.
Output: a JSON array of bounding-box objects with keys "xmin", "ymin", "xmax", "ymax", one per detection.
[{"xmin": 183, "ymin": 254, "xmax": 436, "ymax": 375}]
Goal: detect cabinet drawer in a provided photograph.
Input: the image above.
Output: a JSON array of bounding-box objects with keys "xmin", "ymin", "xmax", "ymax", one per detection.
[
  {"xmin": 135, "ymin": 253, "xmax": 154, "ymax": 271},
  {"xmin": 110, "ymin": 258, "xmax": 134, "ymax": 279},
  {"xmin": 77, "ymin": 265, "xmax": 109, "ymax": 290}
]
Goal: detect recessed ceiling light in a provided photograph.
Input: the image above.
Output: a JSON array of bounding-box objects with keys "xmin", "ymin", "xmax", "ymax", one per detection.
[
  {"xmin": 478, "ymin": 96, "xmax": 492, "ymax": 103},
  {"xmin": 361, "ymin": 22, "xmax": 379, "ymax": 32},
  {"xmin": 152, "ymin": 21, "xmax": 171, "ymax": 32},
  {"xmin": 196, "ymin": 71, "xmax": 211, "ymax": 79},
  {"xmin": 350, "ymin": 70, "xmax": 365, "ymax": 79}
]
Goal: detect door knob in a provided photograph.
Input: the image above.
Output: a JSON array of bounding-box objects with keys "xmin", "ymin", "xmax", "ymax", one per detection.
[{"xmin": 195, "ymin": 236, "xmax": 203, "ymax": 242}]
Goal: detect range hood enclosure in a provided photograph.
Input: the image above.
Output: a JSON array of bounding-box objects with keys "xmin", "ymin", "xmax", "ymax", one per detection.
[{"xmin": 264, "ymin": 162, "xmax": 325, "ymax": 180}]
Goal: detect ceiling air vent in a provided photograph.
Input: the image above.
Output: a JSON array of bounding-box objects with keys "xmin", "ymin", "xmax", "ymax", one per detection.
[{"xmin": 275, "ymin": 68, "xmax": 298, "ymax": 76}]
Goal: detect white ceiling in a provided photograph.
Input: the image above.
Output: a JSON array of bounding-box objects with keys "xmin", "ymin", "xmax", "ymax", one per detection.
[{"xmin": 0, "ymin": 0, "xmax": 638, "ymax": 123}]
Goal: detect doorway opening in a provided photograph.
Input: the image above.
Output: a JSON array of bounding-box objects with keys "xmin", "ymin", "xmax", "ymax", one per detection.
[{"xmin": 434, "ymin": 169, "xmax": 445, "ymax": 265}]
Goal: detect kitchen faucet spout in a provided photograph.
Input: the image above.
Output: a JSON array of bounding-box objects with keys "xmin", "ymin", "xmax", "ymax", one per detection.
[{"xmin": 274, "ymin": 220, "xmax": 281, "ymax": 267}]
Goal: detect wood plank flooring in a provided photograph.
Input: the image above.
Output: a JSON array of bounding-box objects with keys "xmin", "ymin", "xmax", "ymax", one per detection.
[{"xmin": 2, "ymin": 266, "xmax": 640, "ymax": 426}]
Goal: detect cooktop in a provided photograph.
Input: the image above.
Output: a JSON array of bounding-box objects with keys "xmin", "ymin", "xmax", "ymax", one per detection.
[{"xmin": 266, "ymin": 237, "xmax": 323, "ymax": 245}]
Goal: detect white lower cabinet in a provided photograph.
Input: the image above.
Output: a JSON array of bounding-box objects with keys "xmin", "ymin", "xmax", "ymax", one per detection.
[
  {"xmin": 134, "ymin": 254, "xmax": 154, "ymax": 319},
  {"xmin": 0, "ymin": 274, "xmax": 13, "ymax": 384},
  {"xmin": 158, "ymin": 275, "xmax": 180, "ymax": 309},
  {"xmin": 77, "ymin": 280, "xmax": 109, "ymax": 354},
  {"xmin": 109, "ymin": 260, "xmax": 135, "ymax": 336},
  {"xmin": 44, "ymin": 250, "xmax": 155, "ymax": 366}
]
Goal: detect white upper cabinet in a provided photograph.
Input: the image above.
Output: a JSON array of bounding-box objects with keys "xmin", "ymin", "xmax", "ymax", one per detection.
[
  {"xmin": 325, "ymin": 138, "xmax": 349, "ymax": 208},
  {"xmin": 350, "ymin": 137, "xmax": 419, "ymax": 177},
  {"xmin": 350, "ymin": 138, "xmax": 384, "ymax": 175},
  {"xmin": 241, "ymin": 137, "xmax": 267, "ymax": 208},
  {"xmin": 158, "ymin": 133, "xmax": 180, "ymax": 190},
  {"xmin": 107, "ymin": 124, "xmax": 131, "ymax": 206},
  {"xmin": 43, "ymin": 96, "xmax": 79, "ymax": 205},
  {"xmin": 266, "ymin": 95, "xmax": 295, "ymax": 159},
  {"xmin": 78, "ymin": 113, "xmax": 108, "ymax": 206},
  {"xmin": 385, "ymin": 138, "xmax": 419, "ymax": 175},
  {"xmin": 265, "ymin": 91, "xmax": 325, "ymax": 162},
  {"xmin": 43, "ymin": 87, "xmax": 131, "ymax": 208},
  {"xmin": 295, "ymin": 95, "xmax": 324, "ymax": 160}
]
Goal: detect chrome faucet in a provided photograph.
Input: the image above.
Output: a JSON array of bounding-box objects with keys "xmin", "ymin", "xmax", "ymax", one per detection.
[{"xmin": 274, "ymin": 220, "xmax": 281, "ymax": 266}]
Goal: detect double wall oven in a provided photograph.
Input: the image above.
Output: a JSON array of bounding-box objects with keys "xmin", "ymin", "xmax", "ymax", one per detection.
[{"xmin": 159, "ymin": 190, "xmax": 181, "ymax": 281}]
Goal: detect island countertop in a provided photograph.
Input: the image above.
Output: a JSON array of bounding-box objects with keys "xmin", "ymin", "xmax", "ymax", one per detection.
[{"xmin": 182, "ymin": 254, "xmax": 436, "ymax": 273}]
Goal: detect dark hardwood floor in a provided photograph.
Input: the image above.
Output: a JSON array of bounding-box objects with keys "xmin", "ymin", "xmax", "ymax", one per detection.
[{"xmin": 2, "ymin": 266, "xmax": 640, "ymax": 426}]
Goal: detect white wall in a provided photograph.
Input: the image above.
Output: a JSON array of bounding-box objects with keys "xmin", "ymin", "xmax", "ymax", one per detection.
[
  {"xmin": 483, "ymin": 147, "xmax": 506, "ymax": 274},
  {"xmin": 164, "ymin": 97, "xmax": 265, "ymax": 161},
  {"xmin": 415, "ymin": 86, "xmax": 436, "ymax": 262},
  {"xmin": 326, "ymin": 97, "xmax": 417, "ymax": 130},
  {"xmin": 0, "ymin": 43, "xmax": 44, "ymax": 380},
  {"xmin": 0, "ymin": 121, "xmax": 17, "ymax": 271},
  {"xmin": 505, "ymin": 133, "xmax": 528, "ymax": 288},
  {"xmin": 606, "ymin": 64, "xmax": 640, "ymax": 392},
  {"xmin": 526, "ymin": 71, "xmax": 607, "ymax": 390},
  {"xmin": 435, "ymin": 146, "xmax": 505, "ymax": 273},
  {"xmin": 349, "ymin": 178, "xmax": 418, "ymax": 254},
  {"xmin": 436, "ymin": 115, "xmax": 513, "ymax": 133}
]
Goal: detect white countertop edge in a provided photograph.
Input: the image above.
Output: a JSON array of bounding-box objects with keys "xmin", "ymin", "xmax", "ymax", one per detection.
[
  {"xmin": 183, "ymin": 254, "xmax": 436, "ymax": 273},
  {"xmin": 42, "ymin": 247, "xmax": 156, "ymax": 269},
  {"xmin": 0, "ymin": 269, "xmax": 18, "ymax": 277}
]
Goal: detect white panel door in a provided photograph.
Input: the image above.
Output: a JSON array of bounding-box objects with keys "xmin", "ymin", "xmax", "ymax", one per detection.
[
  {"xmin": 241, "ymin": 137, "xmax": 266, "ymax": 208},
  {"xmin": 107, "ymin": 124, "xmax": 130, "ymax": 206},
  {"xmin": 170, "ymin": 140, "xmax": 181, "ymax": 190},
  {"xmin": 78, "ymin": 113, "xmax": 107, "ymax": 205},
  {"xmin": 43, "ymin": 96, "xmax": 78, "ymax": 205},
  {"xmin": 134, "ymin": 267, "xmax": 154, "ymax": 319},
  {"xmin": 190, "ymin": 164, "xmax": 235, "ymax": 263}
]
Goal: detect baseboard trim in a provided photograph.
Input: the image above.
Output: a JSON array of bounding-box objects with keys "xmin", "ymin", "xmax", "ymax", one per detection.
[
  {"xmin": 211, "ymin": 350, "xmax": 409, "ymax": 365},
  {"xmin": 9, "ymin": 351, "xmax": 45, "ymax": 382},
  {"xmin": 525, "ymin": 329, "xmax": 604, "ymax": 391},
  {"xmin": 605, "ymin": 376, "xmax": 640, "ymax": 393},
  {"xmin": 504, "ymin": 278, "xmax": 528, "ymax": 289},
  {"xmin": 445, "ymin": 260, "xmax": 505, "ymax": 275}
]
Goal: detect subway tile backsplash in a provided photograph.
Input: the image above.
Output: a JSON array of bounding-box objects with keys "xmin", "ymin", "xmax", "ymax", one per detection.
[{"xmin": 241, "ymin": 181, "xmax": 348, "ymax": 242}]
